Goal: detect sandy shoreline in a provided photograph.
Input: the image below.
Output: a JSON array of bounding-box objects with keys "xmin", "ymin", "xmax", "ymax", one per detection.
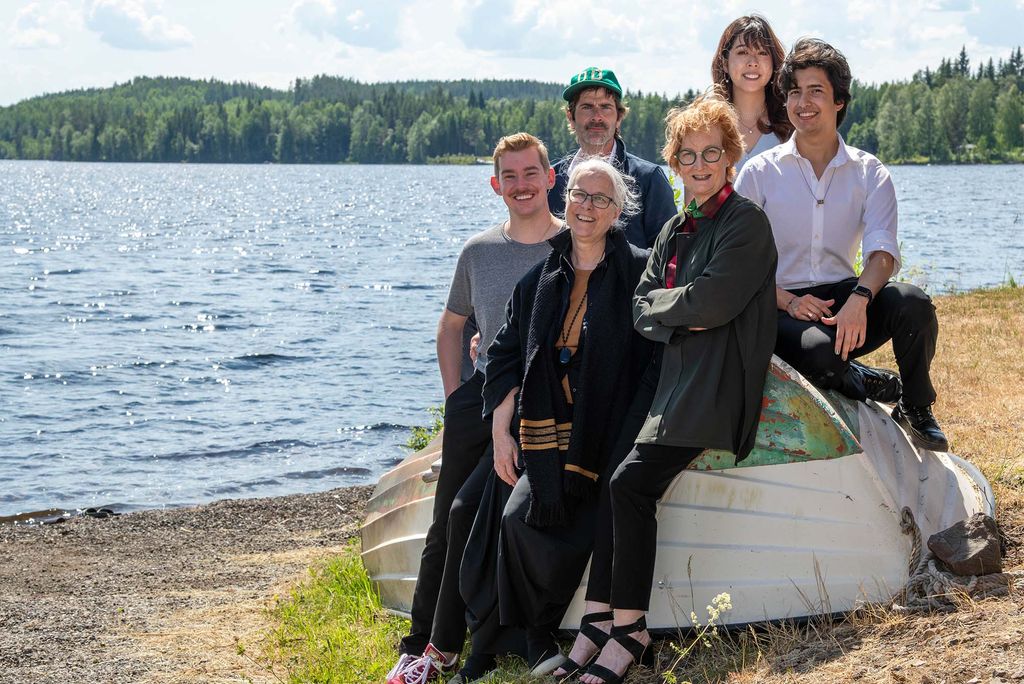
[{"xmin": 0, "ymin": 485, "xmax": 373, "ymax": 684}]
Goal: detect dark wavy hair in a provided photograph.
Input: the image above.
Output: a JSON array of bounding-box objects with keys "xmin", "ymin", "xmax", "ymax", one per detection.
[
  {"xmin": 711, "ymin": 14, "xmax": 792, "ymax": 141},
  {"xmin": 778, "ymin": 38, "xmax": 853, "ymax": 127}
]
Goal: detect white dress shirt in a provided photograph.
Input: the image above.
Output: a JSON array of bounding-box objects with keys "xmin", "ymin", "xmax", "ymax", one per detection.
[{"xmin": 735, "ymin": 134, "xmax": 901, "ymax": 290}]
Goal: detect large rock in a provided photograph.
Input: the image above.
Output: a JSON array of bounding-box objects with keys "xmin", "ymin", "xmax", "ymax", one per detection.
[{"xmin": 927, "ymin": 513, "xmax": 1002, "ymax": 576}]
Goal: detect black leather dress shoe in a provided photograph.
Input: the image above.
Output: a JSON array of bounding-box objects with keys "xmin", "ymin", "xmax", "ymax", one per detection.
[
  {"xmin": 892, "ymin": 400, "xmax": 949, "ymax": 451},
  {"xmin": 843, "ymin": 362, "xmax": 903, "ymax": 403}
]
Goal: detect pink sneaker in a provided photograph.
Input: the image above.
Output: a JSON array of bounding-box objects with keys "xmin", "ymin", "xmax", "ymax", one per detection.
[
  {"xmin": 385, "ymin": 653, "xmax": 417, "ymax": 684},
  {"xmin": 386, "ymin": 644, "xmax": 457, "ymax": 684}
]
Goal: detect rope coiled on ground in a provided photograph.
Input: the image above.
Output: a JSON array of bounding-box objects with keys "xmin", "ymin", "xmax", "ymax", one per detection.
[{"xmin": 892, "ymin": 507, "xmax": 1024, "ymax": 614}]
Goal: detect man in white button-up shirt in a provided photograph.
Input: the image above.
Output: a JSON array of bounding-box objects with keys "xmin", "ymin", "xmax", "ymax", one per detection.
[{"xmin": 736, "ymin": 38, "xmax": 947, "ymax": 451}]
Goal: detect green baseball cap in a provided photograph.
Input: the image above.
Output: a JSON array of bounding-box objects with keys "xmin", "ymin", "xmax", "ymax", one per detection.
[{"xmin": 563, "ymin": 67, "xmax": 622, "ymax": 102}]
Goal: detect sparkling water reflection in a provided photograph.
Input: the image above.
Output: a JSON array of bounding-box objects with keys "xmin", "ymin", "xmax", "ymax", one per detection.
[{"xmin": 0, "ymin": 161, "xmax": 1020, "ymax": 516}]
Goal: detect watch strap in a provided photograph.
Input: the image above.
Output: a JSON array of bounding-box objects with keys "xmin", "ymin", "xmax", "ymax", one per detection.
[{"xmin": 852, "ymin": 284, "xmax": 873, "ymax": 304}]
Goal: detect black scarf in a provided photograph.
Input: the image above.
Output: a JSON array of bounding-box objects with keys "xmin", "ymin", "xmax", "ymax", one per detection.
[{"xmin": 517, "ymin": 229, "xmax": 636, "ymax": 527}]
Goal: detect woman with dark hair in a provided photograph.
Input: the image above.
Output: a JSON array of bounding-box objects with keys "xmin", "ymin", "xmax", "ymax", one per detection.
[
  {"xmin": 712, "ymin": 14, "xmax": 792, "ymax": 170},
  {"xmin": 577, "ymin": 93, "xmax": 778, "ymax": 684}
]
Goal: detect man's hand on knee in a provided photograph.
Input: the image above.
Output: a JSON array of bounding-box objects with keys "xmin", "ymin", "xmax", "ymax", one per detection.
[
  {"xmin": 786, "ymin": 294, "xmax": 835, "ymax": 322},
  {"xmin": 822, "ymin": 297, "xmax": 868, "ymax": 361}
]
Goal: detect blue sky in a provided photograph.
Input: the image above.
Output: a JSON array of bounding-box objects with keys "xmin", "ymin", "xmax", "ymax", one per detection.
[{"xmin": 3, "ymin": 0, "xmax": 1022, "ymax": 106}]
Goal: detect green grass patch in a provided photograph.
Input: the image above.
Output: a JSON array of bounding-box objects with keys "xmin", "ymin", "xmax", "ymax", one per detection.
[
  {"xmin": 262, "ymin": 543, "xmax": 555, "ymax": 682},
  {"xmin": 264, "ymin": 545, "xmax": 759, "ymax": 682},
  {"xmin": 407, "ymin": 405, "xmax": 444, "ymax": 452},
  {"xmin": 266, "ymin": 542, "xmax": 408, "ymax": 682}
]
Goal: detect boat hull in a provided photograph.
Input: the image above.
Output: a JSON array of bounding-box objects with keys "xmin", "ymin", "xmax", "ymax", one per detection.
[{"xmin": 360, "ymin": 362, "xmax": 993, "ymax": 629}]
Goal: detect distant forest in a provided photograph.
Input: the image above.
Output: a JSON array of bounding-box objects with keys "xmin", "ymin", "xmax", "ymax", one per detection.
[{"xmin": 1, "ymin": 46, "xmax": 1022, "ymax": 165}]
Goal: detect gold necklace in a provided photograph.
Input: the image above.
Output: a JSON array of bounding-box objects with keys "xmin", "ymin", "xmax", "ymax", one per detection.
[{"xmin": 738, "ymin": 108, "xmax": 766, "ymax": 135}]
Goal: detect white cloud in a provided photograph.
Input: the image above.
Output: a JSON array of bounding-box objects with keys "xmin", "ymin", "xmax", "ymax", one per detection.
[
  {"xmin": 289, "ymin": 0, "xmax": 410, "ymax": 50},
  {"xmin": 924, "ymin": 0, "xmax": 972, "ymax": 9},
  {"xmin": 85, "ymin": 0, "xmax": 193, "ymax": 51},
  {"xmin": 9, "ymin": 1, "xmax": 77, "ymax": 49},
  {"xmin": 456, "ymin": 0, "xmax": 642, "ymax": 58},
  {"xmin": 1, "ymin": 0, "xmax": 1019, "ymax": 107}
]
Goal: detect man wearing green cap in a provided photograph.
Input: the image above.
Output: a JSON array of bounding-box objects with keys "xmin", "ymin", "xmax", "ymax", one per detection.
[{"xmin": 549, "ymin": 67, "xmax": 677, "ymax": 248}]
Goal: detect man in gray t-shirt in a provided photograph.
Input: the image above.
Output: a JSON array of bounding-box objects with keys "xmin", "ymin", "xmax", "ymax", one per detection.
[
  {"xmin": 444, "ymin": 224, "xmax": 552, "ymax": 376},
  {"xmin": 393, "ymin": 133, "xmax": 563, "ymax": 679}
]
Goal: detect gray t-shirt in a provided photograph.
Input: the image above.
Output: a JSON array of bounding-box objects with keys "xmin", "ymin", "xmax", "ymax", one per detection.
[{"xmin": 446, "ymin": 223, "xmax": 555, "ymax": 375}]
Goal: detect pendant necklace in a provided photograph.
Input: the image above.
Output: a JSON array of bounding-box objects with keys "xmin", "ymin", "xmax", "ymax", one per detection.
[
  {"xmin": 738, "ymin": 107, "xmax": 766, "ymax": 135},
  {"xmin": 799, "ymin": 164, "xmax": 837, "ymax": 206},
  {"xmin": 504, "ymin": 218, "xmax": 562, "ymax": 242},
  {"xmin": 559, "ymin": 292, "xmax": 587, "ymax": 365}
]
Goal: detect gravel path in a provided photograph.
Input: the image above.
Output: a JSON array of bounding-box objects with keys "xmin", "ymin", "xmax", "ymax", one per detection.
[{"xmin": 0, "ymin": 486, "xmax": 373, "ymax": 684}]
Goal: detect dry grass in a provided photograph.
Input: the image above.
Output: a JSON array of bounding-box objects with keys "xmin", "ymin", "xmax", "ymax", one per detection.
[
  {"xmin": 646, "ymin": 287, "xmax": 1024, "ymax": 684},
  {"xmin": 875, "ymin": 287, "xmax": 1024, "ymax": 517}
]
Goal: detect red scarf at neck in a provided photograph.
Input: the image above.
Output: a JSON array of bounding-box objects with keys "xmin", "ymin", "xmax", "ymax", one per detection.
[{"xmin": 666, "ymin": 184, "xmax": 733, "ymax": 288}]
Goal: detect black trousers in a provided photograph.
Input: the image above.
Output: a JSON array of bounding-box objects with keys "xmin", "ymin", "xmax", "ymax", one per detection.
[
  {"xmin": 585, "ymin": 361, "xmax": 659, "ymax": 604},
  {"xmin": 461, "ymin": 467, "xmax": 527, "ymax": 658},
  {"xmin": 607, "ymin": 443, "xmax": 703, "ymax": 610},
  {"xmin": 775, "ymin": 278, "xmax": 938, "ymax": 406},
  {"xmin": 400, "ymin": 372, "xmax": 492, "ymax": 656}
]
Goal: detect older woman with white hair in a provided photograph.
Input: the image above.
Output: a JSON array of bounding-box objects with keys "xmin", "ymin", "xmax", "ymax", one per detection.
[{"xmin": 454, "ymin": 157, "xmax": 657, "ymax": 680}]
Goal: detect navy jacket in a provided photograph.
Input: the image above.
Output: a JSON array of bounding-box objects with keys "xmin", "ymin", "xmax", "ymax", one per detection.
[{"xmin": 548, "ymin": 137, "xmax": 678, "ymax": 249}]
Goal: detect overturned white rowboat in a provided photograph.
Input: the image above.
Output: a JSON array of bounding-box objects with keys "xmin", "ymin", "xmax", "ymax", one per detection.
[{"xmin": 360, "ymin": 357, "xmax": 994, "ymax": 629}]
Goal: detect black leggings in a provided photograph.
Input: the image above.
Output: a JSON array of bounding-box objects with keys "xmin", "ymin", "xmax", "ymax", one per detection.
[{"xmin": 606, "ymin": 443, "xmax": 703, "ymax": 610}]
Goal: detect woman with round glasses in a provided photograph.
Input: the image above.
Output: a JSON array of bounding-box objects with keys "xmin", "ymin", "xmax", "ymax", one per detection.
[
  {"xmin": 469, "ymin": 157, "xmax": 656, "ymax": 678},
  {"xmin": 712, "ymin": 14, "xmax": 792, "ymax": 171},
  {"xmin": 573, "ymin": 94, "xmax": 778, "ymax": 684}
]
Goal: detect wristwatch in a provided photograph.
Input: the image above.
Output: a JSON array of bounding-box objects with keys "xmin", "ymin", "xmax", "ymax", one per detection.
[{"xmin": 851, "ymin": 284, "xmax": 873, "ymax": 304}]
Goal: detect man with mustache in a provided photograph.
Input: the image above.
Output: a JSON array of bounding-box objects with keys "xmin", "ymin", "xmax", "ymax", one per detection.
[
  {"xmin": 549, "ymin": 67, "xmax": 676, "ymax": 248},
  {"xmin": 386, "ymin": 132, "xmax": 562, "ymax": 684},
  {"xmin": 736, "ymin": 38, "xmax": 948, "ymax": 452}
]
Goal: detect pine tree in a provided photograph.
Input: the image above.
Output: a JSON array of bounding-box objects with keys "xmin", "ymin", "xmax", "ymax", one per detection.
[{"xmin": 956, "ymin": 45, "xmax": 970, "ymax": 76}]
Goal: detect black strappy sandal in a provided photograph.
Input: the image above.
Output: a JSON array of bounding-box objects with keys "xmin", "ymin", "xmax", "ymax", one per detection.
[
  {"xmin": 582, "ymin": 615, "xmax": 653, "ymax": 684},
  {"xmin": 554, "ymin": 610, "xmax": 613, "ymax": 677}
]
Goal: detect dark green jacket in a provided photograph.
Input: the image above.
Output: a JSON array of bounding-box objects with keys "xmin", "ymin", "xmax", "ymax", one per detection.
[{"xmin": 632, "ymin": 191, "xmax": 777, "ymax": 461}]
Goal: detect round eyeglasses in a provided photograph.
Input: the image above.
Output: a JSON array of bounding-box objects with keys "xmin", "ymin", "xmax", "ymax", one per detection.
[
  {"xmin": 568, "ymin": 188, "xmax": 617, "ymax": 209},
  {"xmin": 675, "ymin": 146, "xmax": 725, "ymax": 166}
]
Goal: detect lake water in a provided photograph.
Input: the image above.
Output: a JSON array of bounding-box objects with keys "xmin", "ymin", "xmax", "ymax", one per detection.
[{"xmin": 1, "ymin": 161, "xmax": 1021, "ymax": 518}]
